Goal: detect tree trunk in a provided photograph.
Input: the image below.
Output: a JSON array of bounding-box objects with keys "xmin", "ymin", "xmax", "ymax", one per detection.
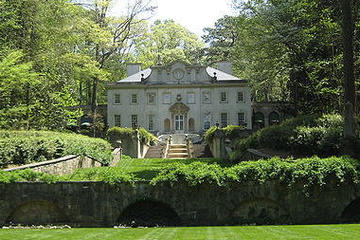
[{"xmin": 340, "ymin": 0, "xmax": 357, "ymax": 154}]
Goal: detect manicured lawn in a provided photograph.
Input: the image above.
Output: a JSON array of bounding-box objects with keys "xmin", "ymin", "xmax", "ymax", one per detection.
[
  {"xmin": 1, "ymin": 225, "xmax": 360, "ymax": 240},
  {"xmin": 117, "ymin": 157, "xmax": 225, "ymax": 180}
]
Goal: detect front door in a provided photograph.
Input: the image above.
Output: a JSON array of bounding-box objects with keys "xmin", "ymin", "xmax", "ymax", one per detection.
[{"xmin": 175, "ymin": 115, "xmax": 184, "ymax": 131}]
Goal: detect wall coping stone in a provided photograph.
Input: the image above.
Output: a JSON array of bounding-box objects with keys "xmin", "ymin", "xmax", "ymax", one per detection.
[{"xmin": 3, "ymin": 155, "xmax": 79, "ymax": 172}]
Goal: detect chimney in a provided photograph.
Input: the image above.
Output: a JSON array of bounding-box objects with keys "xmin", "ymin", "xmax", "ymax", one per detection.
[
  {"xmin": 127, "ymin": 63, "xmax": 141, "ymax": 77},
  {"xmin": 217, "ymin": 61, "xmax": 233, "ymax": 75}
]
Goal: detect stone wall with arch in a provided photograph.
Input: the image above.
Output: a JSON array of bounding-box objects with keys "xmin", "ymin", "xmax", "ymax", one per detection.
[{"xmin": 0, "ymin": 181, "xmax": 359, "ymax": 227}]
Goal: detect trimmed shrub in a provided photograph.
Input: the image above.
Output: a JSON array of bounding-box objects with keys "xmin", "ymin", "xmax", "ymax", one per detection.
[
  {"xmin": 151, "ymin": 156, "xmax": 360, "ymax": 192},
  {"xmin": 0, "ymin": 167, "xmax": 135, "ymax": 184},
  {"xmin": 235, "ymin": 114, "xmax": 356, "ymax": 157},
  {"xmin": 204, "ymin": 125, "xmax": 245, "ymax": 143},
  {"xmin": 0, "ymin": 130, "xmax": 112, "ymax": 167},
  {"xmin": 107, "ymin": 127, "xmax": 157, "ymax": 148}
]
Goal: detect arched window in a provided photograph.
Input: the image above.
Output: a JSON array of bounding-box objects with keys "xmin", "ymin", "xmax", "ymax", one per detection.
[
  {"xmin": 188, "ymin": 118, "xmax": 195, "ymax": 132},
  {"xmin": 164, "ymin": 118, "xmax": 170, "ymax": 132},
  {"xmin": 269, "ymin": 112, "xmax": 280, "ymax": 126},
  {"xmin": 254, "ymin": 112, "xmax": 265, "ymax": 129}
]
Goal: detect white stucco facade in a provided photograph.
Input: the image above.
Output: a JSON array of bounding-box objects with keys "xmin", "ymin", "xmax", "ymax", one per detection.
[{"xmin": 107, "ymin": 62, "xmax": 252, "ymax": 134}]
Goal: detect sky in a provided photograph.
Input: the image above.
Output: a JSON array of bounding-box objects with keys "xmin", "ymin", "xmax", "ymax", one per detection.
[{"xmin": 113, "ymin": 0, "xmax": 235, "ymax": 39}]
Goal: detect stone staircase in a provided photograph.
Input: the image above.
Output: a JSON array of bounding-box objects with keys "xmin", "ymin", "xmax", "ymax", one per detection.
[
  {"xmin": 166, "ymin": 144, "xmax": 189, "ymax": 159},
  {"xmin": 144, "ymin": 145, "xmax": 163, "ymax": 158}
]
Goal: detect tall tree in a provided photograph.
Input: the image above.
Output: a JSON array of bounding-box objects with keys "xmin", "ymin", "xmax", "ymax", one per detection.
[
  {"xmin": 340, "ymin": 0, "xmax": 357, "ymax": 152},
  {"xmin": 134, "ymin": 19, "xmax": 205, "ymax": 68}
]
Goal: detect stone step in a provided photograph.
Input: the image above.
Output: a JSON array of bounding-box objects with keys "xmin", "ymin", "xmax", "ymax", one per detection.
[
  {"xmin": 167, "ymin": 153, "xmax": 189, "ymax": 158},
  {"xmin": 169, "ymin": 148, "xmax": 188, "ymax": 153},
  {"xmin": 170, "ymin": 144, "xmax": 186, "ymax": 148},
  {"xmin": 144, "ymin": 146, "xmax": 163, "ymax": 158}
]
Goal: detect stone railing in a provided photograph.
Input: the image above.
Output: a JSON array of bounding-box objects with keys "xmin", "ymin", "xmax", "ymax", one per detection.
[
  {"xmin": 3, "ymin": 155, "xmax": 103, "ymax": 175},
  {"xmin": 161, "ymin": 136, "xmax": 171, "ymax": 159},
  {"xmin": 185, "ymin": 135, "xmax": 194, "ymax": 158},
  {"xmin": 3, "ymin": 148, "xmax": 122, "ymax": 175},
  {"xmin": 109, "ymin": 148, "xmax": 122, "ymax": 167}
]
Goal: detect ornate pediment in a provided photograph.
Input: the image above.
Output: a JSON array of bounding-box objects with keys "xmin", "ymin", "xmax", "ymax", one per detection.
[{"xmin": 169, "ymin": 102, "xmax": 190, "ymax": 114}]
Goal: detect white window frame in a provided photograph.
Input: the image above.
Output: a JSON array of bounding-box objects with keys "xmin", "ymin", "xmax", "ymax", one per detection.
[
  {"xmin": 114, "ymin": 94, "xmax": 121, "ymax": 104},
  {"xmin": 220, "ymin": 92, "xmax": 227, "ymax": 103},
  {"xmin": 148, "ymin": 115, "xmax": 155, "ymax": 131},
  {"xmin": 131, "ymin": 115, "xmax": 138, "ymax": 128},
  {"xmin": 203, "ymin": 113, "xmax": 211, "ymax": 130},
  {"xmin": 114, "ymin": 114, "xmax": 121, "ymax": 127},
  {"xmin": 238, "ymin": 112, "xmax": 247, "ymax": 127},
  {"xmin": 220, "ymin": 112, "xmax": 228, "ymax": 127},
  {"xmin": 237, "ymin": 92, "xmax": 244, "ymax": 103},
  {"xmin": 131, "ymin": 94, "xmax": 138, "ymax": 104}
]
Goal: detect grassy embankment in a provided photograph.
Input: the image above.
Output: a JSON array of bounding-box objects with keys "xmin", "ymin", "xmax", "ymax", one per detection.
[{"xmin": 1, "ymin": 225, "xmax": 360, "ymax": 240}]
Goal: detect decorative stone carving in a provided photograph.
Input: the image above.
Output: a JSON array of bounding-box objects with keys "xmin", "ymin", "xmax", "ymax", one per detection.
[
  {"xmin": 172, "ymin": 68, "xmax": 185, "ymax": 80},
  {"xmin": 169, "ymin": 102, "xmax": 190, "ymax": 115}
]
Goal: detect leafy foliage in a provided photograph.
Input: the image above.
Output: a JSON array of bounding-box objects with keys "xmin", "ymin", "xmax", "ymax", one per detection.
[
  {"xmin": 151, "ymin": 156, "xmax": 360, "ymax": 192},
  {"xmin": 236, "ymin": 114, "xmax": 359, "ymax": 157},
  {"xmin": 107, "ymin": 127, "xmax": 157, "ymax": 148},
  {"xmin": 204, "ymin": 125, "xmax": 245, "ymax": 143},
  {"xmin": 1, "ymin": 156, "xmax": 359, "ymax": 194},
  {"xmin": 134, "ymin": 19, "xmax": 205, "ymax": 68},
  {"xmin": 0, "ymin": 167, "xmax": 135, "ymax": 185},
  {"xmin": 0, "ymin": 130, "xmax": 112, "ymax": 167}
]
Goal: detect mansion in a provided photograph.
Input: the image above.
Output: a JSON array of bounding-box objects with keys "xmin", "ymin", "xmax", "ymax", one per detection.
[{"xmin": 107, "ymin": 61, "xmax": 252, "ymax": 134}]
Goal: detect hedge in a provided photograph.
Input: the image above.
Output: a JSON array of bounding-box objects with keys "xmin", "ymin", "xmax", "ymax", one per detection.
[
  {"xmin": 107, "ymin": 127, "xmax": 157, "ymax": 148},
  {"xmin": 0, "ymin": 167, "xmax": 135, "ymax": 185},
  {"xmin": 0, "ymin": 130, "xmax": 113, "ymax": 168},
  {"xmin": 204, "ymin": 125, "xmax": 245, "ymax": 143},
  {"xmin": 236, "ymin": 114, "xmax": 359, "ymax": 157},
  {"xmin": 1, "ymin": 156, "xmax": 359, "ymax": 192},
  {"xmin": 151, "ymin": 156, "xmax": 360, "ymax": 191}
]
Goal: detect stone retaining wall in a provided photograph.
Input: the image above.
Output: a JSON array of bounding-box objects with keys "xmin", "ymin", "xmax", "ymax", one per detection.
[
  {"xmin": 3, "ymin": 156, "xmax": 102, "ymax": 175},
  {"xmin": 0, "ymin": 181, "xmax": 359, "ymax": 227}
]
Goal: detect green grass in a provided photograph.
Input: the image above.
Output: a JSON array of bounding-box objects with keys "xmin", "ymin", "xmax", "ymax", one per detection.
[
  {"xmin": 1, "ymin": 225, "xmax": 360, "ymax": 240},
  {"xmin": 117, "ymin": 158, "xmax": 226, "ymax": 180}
]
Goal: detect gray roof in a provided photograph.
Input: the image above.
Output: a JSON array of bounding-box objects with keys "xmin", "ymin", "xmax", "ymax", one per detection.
[
  {"xmin": 114, "ymin": 64, "xmax": 243, "ymax": 84},
  {"xmin": 117, "ymin": 68, "xmax": 151, "ymax": 83},
  {"xmin": 205, "ymin": 67, "xmax": 240, "ymax": 81}
]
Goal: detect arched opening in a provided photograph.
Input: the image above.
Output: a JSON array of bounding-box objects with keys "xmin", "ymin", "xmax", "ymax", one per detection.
[
  {"xmin": 230, "ymin": 198, "xmax": 289, "ymax": 225},
  {"xmin": 341, "ymin": 198, "xmax": 360, "ymax": 223},
  {"xmin": 117, "ymin": 200, "xmax": 181, "ymax": 227},
  {"xmin": 7, "ymin": 200, "xmax": 68, "ymax": 225},
  {"xmin": 253, "ymin": 112, "xmax": 265, "ymax": 129},
  {"xmin": 164, "ymin": 118, "xmax": 170, "ymax": 132},
  {"xmin": 188, "ymin": 118, "xmax": 195, "ymax": 132},
  {"xmin": 269, "ymin": 111, "xmax": 280, "ymax": 126}
]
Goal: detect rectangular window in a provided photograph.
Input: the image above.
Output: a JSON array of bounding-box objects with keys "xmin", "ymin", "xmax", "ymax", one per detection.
[
  {"xmin": 114, "ymin": 115, "xmax": 121, "ymax": 127},
  {"xmin": 204, "ymin": 113, "xmax": 211, "ymax": 130},
  {"xmin": 237, "ymin": 92, "xmax": 244, "ymax": 102},
  {"xmin": 148, "ymin": 93, "xmax": 156, "ymax": 104},
  {"xmin": 202, "ymin": 91, "xmax": 211, "ymax": 104},
  {"xmin": 131, "ymin": 115, "xmax": 138, "ymax": 128},
  {"xmin": 238, "ymin": 112, "xmax": 246, "ymax": 127},
  {"xmin": 221, "ymin": 113, "xmax": 228, "ymax": 127},
  {"xmin": 148, "ymin": 115, "xmax": 154, "ymax": 131},
  {"xmin": 187, "ymin": 93, "xmax": 195, "ymax": 104},
  {"xmin": 163, "ymin": 93, "xmax": 171, "ymax": 104},
  {"xmin": 220, "ymin": 92, "xmax": 227, "ymax": 102},
  {"xmin": 114, "ymin": 94, "xmax": 121, "ymax": 104},
  {"xmin": 131, "ymin": 94, "xmax": 138, "ymax": 104}
]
